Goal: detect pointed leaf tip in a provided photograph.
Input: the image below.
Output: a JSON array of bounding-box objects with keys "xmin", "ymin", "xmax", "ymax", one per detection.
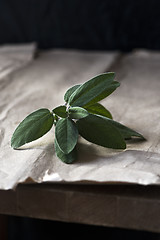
[
  {"xmin": 84, "ymin": 103, "xmax": 112, "ymax": 119},
  {"xmin": 68, "ymin": 72, "xmax": 119, "ymax": 107},
  {"xmin": 76, "ymin": 114, "xmax": 126, "ymax": 149},
  {"xmin": 11, "ymin": 108, "xmax": 54, "ymax": 148},
  {"xmin": 54, "ymin": 139, "xmax": 77, "ymax": 164},
  {"xmin": 64, "ymin": 84, "xmax": 81, "ymax": 103}
]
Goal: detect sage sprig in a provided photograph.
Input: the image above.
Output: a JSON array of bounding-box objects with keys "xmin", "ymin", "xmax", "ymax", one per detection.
[{"xmin": 11, "ymin": 72, "xmax": 145, "ymax": 164}]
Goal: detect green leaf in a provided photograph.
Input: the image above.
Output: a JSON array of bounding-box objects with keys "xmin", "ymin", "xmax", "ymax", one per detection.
[
  {"xmin": 84, "ymin": 103, "xmax": 112, "ymax": 119},
  {"xmin": 55, "ymin": 118, "xmax": 78, "ymax": 154},
  {"xmin": 68, "ymin": 107, "xmax": 89, "ymax": 119},
  {"xmin": 76, "ymin": 114, "xmax": 126, "ymax": 149},
  {"xmin": 64, "ymin": 84, "xmax": 81, "ymax": 103},
  {"xmin": 54, "ymin": 139, "xmax": 77, "ymax": 164},
  {"xmin": 11, "ymin": 108, "xmax": 54, "ymax": 148},
  {"xmin": 105, "ymin": 117, "xmax": 145, "ymax": 140},
  {"xmin": 68, "ymin": 73, "xmax": 120, "ymax": 107},
  {"xmin": 52, "ymin": 105, "xmax": 67, "ymax": 118}
]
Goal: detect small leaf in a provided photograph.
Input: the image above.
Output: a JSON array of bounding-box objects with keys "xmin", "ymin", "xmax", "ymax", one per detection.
[
  {"xmin": 106, "ymin": 117, "xmax": 145, "ymax": 140},
  {"xmin": 68, "ymin": 73, "xmax": 120, "ymax": 107},
  {"xmin": 55, "ymin": 118, "xmax": 78, "ymax": 154},
  {"xmin": 69, "ymin": 107, "xmax": 89, "ymax": 119},
  {"xmin": 64, "ymin": 84, "xmax": 81, "ymax": 103},
  {"xmin": 11, "ymin": 108, "xmax": 54, "ymax": 148},
  {"xmin": 76, "ymin": 114, "xmax": 126, "ymax": 149},
  {"xmin": 84, "ymin": 103, "xmax": 112, "ymax": 119},
  {"xmin": 52, "ymin": 105, "xmax": 67, "ymax": 118},
  {"xmin": 54, "ymin": 139, "xmax": 77, "ymax": 164}
]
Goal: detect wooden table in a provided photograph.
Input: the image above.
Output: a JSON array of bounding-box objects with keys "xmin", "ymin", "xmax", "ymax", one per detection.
[{"xmin": 1, "ymin": 183, "xmax": 160, "ymax": 233}]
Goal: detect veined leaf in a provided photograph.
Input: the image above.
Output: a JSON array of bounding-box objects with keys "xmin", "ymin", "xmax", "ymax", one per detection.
[
  {"xmin": 69, "ymin": 107, "xmax": 89, "ymax": 119},
  {"xmin": 55, "ymin": 118, "xmax": 78, "ymax": 154},
  {"xmin": 85, "ymin": 81, "xmax": 120, "ymax": 108},
  {"xmin": 104, "ymin": 117, "xmax": 145, "ymax": 140},
  {"xmin": 11, "ymin": 108, "xmax": 54, "ymax": 148},
  {"xmin": 76, "ymin": 114, "xmax": 126, "ymax": 149},
  {"xmin": 52, "ymin": 105, "xmax": 67, "ymax": 118},
  {"xmin": 84, "ymin": 103, "xmax": 112, "ymax": 119},
  {"xmin": 54, "ymin": 139, "xmax": 77, "ymax": 164},
  {"xmin": 64, "ymin": 84, "xmax": 81, "ymax": 103},
  {"xmin": 68, "ymin": 73, "xmax": 120, "ymax": 107}
]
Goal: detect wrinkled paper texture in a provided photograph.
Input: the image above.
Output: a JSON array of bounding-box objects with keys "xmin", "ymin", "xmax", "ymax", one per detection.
[{"xmin": 0, "ymin": 45, "xmax": 160, "ymax": 189}]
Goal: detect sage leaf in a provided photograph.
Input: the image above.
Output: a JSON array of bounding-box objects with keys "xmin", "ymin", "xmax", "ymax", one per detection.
[
  {"xmin": 69, "ymin": 107, "xmax": 89, "ymax": 119},
  {"xmin": 11, "ymin": 108, "xmax": 54, "ymax": 148},
  {"xmin": 54, "ymin": 139, "xmax": 77, "ymax": 164},
  {"xmin": 64, "ymin": 84, "xmax": 81, "ymax": 103},
  {"xmin": 55, "ymin": 118, "xmax": 78, "ymax": 154},
  {"xmin": 105, "ymin": 117, "xmax": 145, "ymax": 140},
  {"xmin": 68, "ymin": 73, "xmax": 120, "ymax": 107},
  {"xmin": 76, "ymin": 114, "xmax": 126, "ymax": 149},
  {"xmin": 84, "ymin": 103, "xmax": 112, "ymax": 119},
  {"xmin": 52, "ymin": 105, "xmax": 67, "ymax": 118}
]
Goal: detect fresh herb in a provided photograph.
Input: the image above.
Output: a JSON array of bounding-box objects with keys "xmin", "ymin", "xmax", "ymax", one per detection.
[{"xmin": 11, "ymin": 72, "xmax": 145, "ymax": 164}]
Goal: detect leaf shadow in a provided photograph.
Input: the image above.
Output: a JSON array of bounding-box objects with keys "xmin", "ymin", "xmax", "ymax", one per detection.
[
  {"xmin": 75, "ymin": 136, "xmax": 146, "ymax": 164},
  {"xmin": 76, "ymin": 142, "xmax": 120, "ymax": 164},
  {"xmin": 76, "ymin": 143, "xmax": 98, "ymax": 164},
  {"xmin": 14, "ymin": 136, "xmax": 146, "ymax": 168}
]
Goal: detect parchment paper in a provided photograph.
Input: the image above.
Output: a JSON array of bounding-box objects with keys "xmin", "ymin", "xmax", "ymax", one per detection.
[{"xmin": 0, "ymin": 46, "xmax": 160, "ymax": 189}]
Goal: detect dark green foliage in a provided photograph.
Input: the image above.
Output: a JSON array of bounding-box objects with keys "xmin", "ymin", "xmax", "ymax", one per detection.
[
  {"xmin": 84, "ymin": 103, "xmax": 112, "ymax": 119},
  {"xmin": 11, "ymin": 109, "xmax": 54, "ymax": 149},
  {"xmin": 68, "ymin": 107, "xmax": 89, "ymax": 119},
  {"xmin": 11, "ymin": 72, "xmax": 145, "ymax": 163},
  {"xmin": 55, "ymin": 118, "xmax": 78, "ymax": 154},
  {"xmin": 52, "ymin": 105, "xmax": 67, "ymax": 118},
  {"xmin": 54, "ymin": 139, "xmax": 77, "ymax": 164},
  {"xmin": 64, "ymin": 84, "xmax": 81, "ymax": 103},
  {"xmin": 76, "ymin": 114, "xmax": 126, "ymax": 149},
  {"xmin": 68, "ymin": 73, "xmax": 119, "ymax": 107}
]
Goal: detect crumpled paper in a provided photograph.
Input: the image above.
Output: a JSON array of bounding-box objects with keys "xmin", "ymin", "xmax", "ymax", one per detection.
[{"xmin": 1, "ymin": 46, "xmax": 160, "ymax": 189}]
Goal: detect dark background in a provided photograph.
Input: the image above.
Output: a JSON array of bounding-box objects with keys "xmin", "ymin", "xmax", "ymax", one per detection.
[
  {"xmin": 0, "ymin": 0, "xmax": 160, "ymax": 51},
  {"xmin": 7, "ymin": 216, "xmax": 160, "ymax": 240},
  {"xmin": 1, "ymin": 0, "xmax": 160, "ymax": 239}
]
